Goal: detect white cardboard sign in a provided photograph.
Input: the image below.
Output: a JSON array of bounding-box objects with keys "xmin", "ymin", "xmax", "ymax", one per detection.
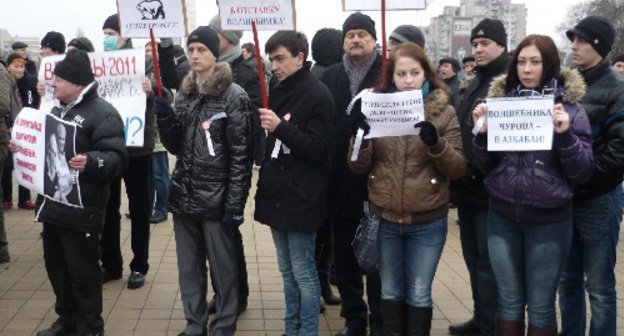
[
  {"xmin": 219, "ymin": 0, "xmax": 296, "ymax": 31},
  {"xmin": 343, "ymin": 0, "xmax": 426, "ymax": 10},
  {"xmin": 486, "ymin": 96, "xmax": 554, "ymax": 151},
  {"xmin": 117, "ymin": 0, "xmax": 187, "ymax": 38},
  {"xmin": 361, "ymin": 90, "xmax": 425, "ymax": 139}
]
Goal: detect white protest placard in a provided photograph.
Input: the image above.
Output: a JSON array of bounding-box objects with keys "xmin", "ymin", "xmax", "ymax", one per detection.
[
  {"xmin": 219, "ymin": 0, "xmax": 296, "ymax": 31},
  {"xmin": 343, "ymin": 0, "xmax": 426, "ymax": 10},
  {"xmin": 486, "ymin": 96, "xmax": 554, "ymax": 151},
  {"xmin": 117, "ymin": 0, "xmax": 188, "ymax": 38},
  {"xmin": 38, "ymin": 49, "xmax": 147, "ymax": 147},
  {"xmin": 12, "ymin": 108, "xmax": 83, "ymax": 208},
  {"xmin": 361, "ymin": 90, "xmax": 425, "ymax": 139}
]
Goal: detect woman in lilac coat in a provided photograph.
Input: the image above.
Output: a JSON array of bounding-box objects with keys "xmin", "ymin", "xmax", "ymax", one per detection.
[{"xmin": 471, "ymin": 35, "xmax": 594, "ymax": 336}]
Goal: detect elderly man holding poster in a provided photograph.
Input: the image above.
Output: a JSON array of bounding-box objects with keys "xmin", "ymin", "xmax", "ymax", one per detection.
[{"xmin": 26, "ymin": 50, "xmax": 127, "ymax": 336}]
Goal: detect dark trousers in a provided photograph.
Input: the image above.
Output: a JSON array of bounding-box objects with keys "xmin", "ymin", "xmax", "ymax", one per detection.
[
  {"xmin": 43, "ymin": 223, "xmax": 103, "ymax": 334},
  {"xmin": 2, "ymin": 152, "xmax": 30, "ymax": 203},
  {"xmin": 101, "ymin": 156, "xmax": 151, "ymax": 275},
  {"xmin": 332, "ymin": 217, "xmax": 382, "ymax": 330},
  {"xmin": 457, "ymin": 203, "xmax": 496, "ymax": 336},
  {"xmin": 315, "ymin": 218, "xmax": 333, "ymax": 274},
  {"xmin": 210, "ymin": 226, "xmax": 248, "ymax": 306}
]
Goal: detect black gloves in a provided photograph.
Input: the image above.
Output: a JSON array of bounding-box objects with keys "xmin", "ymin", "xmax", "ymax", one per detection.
[
  {"xmin": 351, "ymin": 110, "xmax": 370, "ymax": 136},
  {"xmin": 414, "ymin": 121, "xmax": 438, "ymax": 146},
  {"xmin": 152, "ymin": 96, "xmax": 174, "ymax": 118},
  {"xmin": 223, "ymin": 212, "xmax": 244, "ymax": 230}
]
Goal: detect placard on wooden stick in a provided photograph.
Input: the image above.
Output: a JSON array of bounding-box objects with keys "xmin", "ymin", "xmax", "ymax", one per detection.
[{"xmin": 117, "ymin": 0, "xmax": 188, "ymax": 38}]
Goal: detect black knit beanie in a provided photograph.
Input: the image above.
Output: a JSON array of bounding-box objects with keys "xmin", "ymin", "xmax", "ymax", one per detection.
[
  {"xmin": 566, "ymin": 16, "xmax": 615, "ymax": 58},
  {"xmin": 54, "ymin": 50, "xmax": 95, "ymax": 86},
  {"xmin": 103, "ymin": 14, "xmax": 121, "ymax": 34},
  {"xmin": 613, "ymin": 53, "xmax": 624, "ymax": 65},
  {"xmin": 187, "ymin": 26, "xmax": 220, "ymax": 59},
  {"xmin": 312, "ymin": 28, "xmax": 343, "ymax": 67},
  {"xmin": 342, "ymin": 12, "xmax": 376, "ymax": 41},
  {"xmin": 471, "ymin": 18, "xmax": 507, "ymax": 49},
  {"xmin": 68, "ymin": 37, "xmax": 95, "ymax": 53},
  {"xmin": 41, "ymin": 31, "xmax": 66, "ymax": 54},
  {"xmin": 390, "ymin": 25, "xmax": 425, "ymax": 49}
]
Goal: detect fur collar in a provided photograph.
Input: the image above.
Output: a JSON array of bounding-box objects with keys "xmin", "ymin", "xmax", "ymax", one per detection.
[
  {"xmin": 425, "ymin": 88, "xmax": 450, "ymax": 118},
  {"xmin": 180, "ymin": 62, "xmax": 233, "ymax": 96},
  {"xmin": 487, "ymin": 67, "xmax": 586, "ymax": 104}
]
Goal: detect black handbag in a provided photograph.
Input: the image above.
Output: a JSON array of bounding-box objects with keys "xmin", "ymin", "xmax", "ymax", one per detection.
[{"xmin": 351, "ymin": 202, "xmax": 380, "ymax": 274}]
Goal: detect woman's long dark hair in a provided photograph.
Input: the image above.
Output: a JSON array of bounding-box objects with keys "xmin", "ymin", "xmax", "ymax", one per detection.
[
  {"xmin": 374, "ymin": 42, "xmax": 447, "ymax": 95},
  {"xmin": 505, "ymin": 34, "xmax": 561, "ymax": 92}
]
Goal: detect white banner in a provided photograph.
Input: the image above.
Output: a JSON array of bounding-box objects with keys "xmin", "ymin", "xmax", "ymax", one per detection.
[
  {"xmin": 219, "ymin": 0, "xmax": 295, "ymax": 31},
  {"xmin": 486, "ymin": 96, "xmax": 554, "ymax": 151},
  {"xmin": 38, "ymin": 49, "xmax": 147, "ymax": 147},
  {"xmin": 344, "ymin": 0, "xmax": 426, "ymax": 10},
  {"xmin": 117, "ymin": 0, "xmax": 187, "ymax": 37},
  {"xmin": 12, "ymin": 108, "xmax": 83, "ymax": 208},
  {"xmin": 361, "ymin": 90, "xmax": 425, "ymax": 139}
]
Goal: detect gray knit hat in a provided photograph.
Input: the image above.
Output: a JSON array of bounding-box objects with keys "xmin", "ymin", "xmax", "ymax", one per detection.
[{"xmin": 209, "ymin": 15, "xmax": 243, "ymax": 46}]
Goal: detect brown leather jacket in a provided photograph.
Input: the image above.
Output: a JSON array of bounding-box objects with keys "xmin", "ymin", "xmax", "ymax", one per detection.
[{"xmin": 349, "ymin": 88, "xmax": 465, "ymax": 224}]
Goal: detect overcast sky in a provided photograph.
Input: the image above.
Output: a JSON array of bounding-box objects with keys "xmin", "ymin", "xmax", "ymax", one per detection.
[{"xmin": 1, "ymin": 0, "xmax": 581, "ymax": 54}]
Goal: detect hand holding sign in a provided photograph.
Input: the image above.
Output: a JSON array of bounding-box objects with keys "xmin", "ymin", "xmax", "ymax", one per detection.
[
  {"xmin": 69, "ymin": 154, "xmax": 87, "ymax": 172},
  {"xmin": 472, "ymin": 103, "xmax": 487, "ymax": 134},
  {"xmin": 552, "ymin": 103, "xmax": 570, "ymax": 133},
  {"xmin": 414, "ymin": 121, "xmax": 438, "ymax": 146}
]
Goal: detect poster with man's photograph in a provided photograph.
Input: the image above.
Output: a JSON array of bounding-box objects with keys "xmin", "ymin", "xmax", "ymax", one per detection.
[{"xmin": 12, "ymin": 108, "xmax": 83, "ymax": 208}]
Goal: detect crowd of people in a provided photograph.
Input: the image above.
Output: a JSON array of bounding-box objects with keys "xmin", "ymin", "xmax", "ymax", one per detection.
[{"xmin": 0, "ymin": 9, "xmax": 622, "ymax": 336}]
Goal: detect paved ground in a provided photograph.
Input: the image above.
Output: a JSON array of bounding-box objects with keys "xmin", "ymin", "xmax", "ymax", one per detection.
[{"xmin": 0, "ymin": 172, "xmax": 623, "ymax": 335}]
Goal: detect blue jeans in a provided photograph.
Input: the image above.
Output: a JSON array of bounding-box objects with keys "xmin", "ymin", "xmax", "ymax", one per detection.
[
  {"xmin": 151, "ymin": 152, "xmax": 170, "ymax": 217},
  {"xmin": 378, "ymin": 218, "xmax": 447, "ymax": 307},
  {"xmin": 487, "ymin": 210, "xmax": 571, "ymax": 329},
  {"xmin": 271, "ymin": 228, "xmax": 320, "ymax": 336},
  {"xmin": 559, "ymin": 188, "xmax": 621, "ymax": 336}
]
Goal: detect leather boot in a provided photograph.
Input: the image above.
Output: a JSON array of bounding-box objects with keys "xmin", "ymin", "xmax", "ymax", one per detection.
[
  {"xmin": 381, "ymin": 300, "xmax": 405, "ymax": 336},
  {"xmin": 405, "ymin": 305, "xmax": 432, "ymax": 336},
  {"xmin": 448, "ymin": 317, "xmax": 480, "ymax": 335},
  {"xmin": 495, "ymin": 318, "xmax": 524, "ymax": 336},
  {"xmin": 527, "ymin": 324, "xmax": 557, "ymax": 336}
]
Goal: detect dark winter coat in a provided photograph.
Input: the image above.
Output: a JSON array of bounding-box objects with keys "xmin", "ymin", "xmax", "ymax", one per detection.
[
  {"xmin": 443, "ymin": 75, "xmax": 460, "ymax": 97},
  {"xmin": 158, "ymin": 43, "xmax": 190, "ymax": 90},
  {"xmin": 157, "ymin": 62, "xmax": 253, "ymax": 219},
  {"xmin": 254, "ymin": 63, "xmax": 335, "ymax": 232},
  {"xmin": 321, "ymin": 54, "xmax": 382, "ymax": 220},
  {"xmin": 35, "ymin": 83, "xmax": 128, "ymax": 233},
  {"xmin": 16, "ymin": 73, "xmax": 40, "ymax": 109},
  {"xmin": 450, "ymin": 52, "xmax": 510, "ymax": 208},
  {"xmin": 574, "ymin": 59, "xmax": 624, "ymax": 200},
  {"xmin": 472, "ymin": 68, "xmax": 594, "ymax": 224}
]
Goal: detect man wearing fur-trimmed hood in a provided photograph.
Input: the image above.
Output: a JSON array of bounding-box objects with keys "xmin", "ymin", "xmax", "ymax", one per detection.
[{"xmin": 152, "ymin": 25, "xmax": 253, "ymax": 336}]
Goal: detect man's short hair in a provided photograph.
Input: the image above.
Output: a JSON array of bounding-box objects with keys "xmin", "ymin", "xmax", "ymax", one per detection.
[{"xmin": 265, "ymin": 31, "xmax": 309, "ymax": 61}]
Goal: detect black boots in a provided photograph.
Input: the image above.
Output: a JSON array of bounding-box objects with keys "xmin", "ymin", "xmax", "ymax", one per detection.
[
  {"xmin": 381, "ymin": 300, "xmax": 405, "ymax": 336},
  {"xmin": 495, "ymin": 318, "xmax": 525, "ymax": 336},
  {"xmin": 448, "ymin": 317, "xmax": 480, "ymax": 335},
  {"xmin": 320, "ymin": 272, "xmax": 341, "ymax": 305},
  {"xmin": 405, "ymin": 305, "xmax": 432, "ymax": 336}
]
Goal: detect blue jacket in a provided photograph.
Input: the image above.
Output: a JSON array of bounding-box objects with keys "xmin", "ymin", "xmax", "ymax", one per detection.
[{"xmin": 472, "ymin": 68, "xmax": 594, "ymax": 224}]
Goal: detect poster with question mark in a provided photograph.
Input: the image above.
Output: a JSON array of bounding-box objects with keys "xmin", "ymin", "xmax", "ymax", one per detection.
[{"xmin": 39, "ymin": 49, "xmax": 147, "ymax": 147}]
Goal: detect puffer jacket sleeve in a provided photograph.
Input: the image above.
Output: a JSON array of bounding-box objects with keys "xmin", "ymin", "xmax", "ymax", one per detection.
[
  {"xmin": 0, "ymin": 66, "xmax": 11, "ymax": 116},
  {"xmin": 224, "ymin": 90, "xmax": 253, "ymax": 214},
  {"xmin": 348, "ymin": 137, "xmax": 373, "ymax": 174},
  {"xmin": 429, "ymin": 105, "xmax": 466, "ymax": 179},
  {"xmin": 82, "ymin": 112, "xmax": 128, "ymax": 182},
  {"xmin": 553, "ymin": 103, "xmax": 594, "ymax": 183}
]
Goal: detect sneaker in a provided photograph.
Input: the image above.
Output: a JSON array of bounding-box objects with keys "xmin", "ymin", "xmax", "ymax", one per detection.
[
  {"xmin": 18, "ymin": 201, "xmax": 36, "ymax": 210},
  {"xmin": 2, "ymin": 202, "xmax": 11, "ymax": 210},
  {"xmin": 127, "ymin": 271, "xmax": 145, "ymax": 289}
]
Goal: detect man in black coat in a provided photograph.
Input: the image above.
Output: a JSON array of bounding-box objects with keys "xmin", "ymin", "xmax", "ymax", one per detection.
[
  {"xmin": 31, "ymin": 50, "xmax": 128, "ymax": 336},
  {"xmin": 321, "ymin": 12, "xmax": 383, "ymax": 336},
  {"xmin": 254, "ymin": 30, "xmax": 335, "ymax": 336},
  {"xmin": 449, "ymin": 18, "xmax": 509, "ymax": 336},
  {"xmin": 559, "ymin": 16, "xmax": 624, "ymax": 336}
]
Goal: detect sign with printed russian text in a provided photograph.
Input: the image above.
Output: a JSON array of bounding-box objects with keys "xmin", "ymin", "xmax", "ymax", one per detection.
[
  {"xmin": 361, "ymin": 90, "xmax": 425, "ymax": 139},
  {"xmin": 117, "ymin": 0, "xmax": 188, "ymax": 37},
  {"xmin": 486, "ymin": 96, "xmax": 554, "ymax": 151},
  {"xmin": 219, "ymin": 0, "xmax": 296, "ymax": 31},
  {"xmin": 12, "ymin": 108, "xmax": 83, "ymax": 208},
  {"xmin": 38, "ymin": 49, "xmax": 147, "ymax": 147},
  {"xmin": 343, "ymin": 0, "xmax": 426, "ymax": 10}
]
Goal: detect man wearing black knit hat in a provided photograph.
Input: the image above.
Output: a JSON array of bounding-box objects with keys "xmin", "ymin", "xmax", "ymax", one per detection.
[
  {"xmin": 31, "ymin": 49, "xmax": 128, "ymax": 336},
  {"xmin": 388, "ymin": 24, "xmax": 426, "ymax": 52},
  {"xmin": 558, "ymin": 15, "xmax": 624, "ymax": 336},
  {"xmin": 40, "ymin": 31, "xmax": 66, "ymax": 58},
  {"xmin": 321, "ymin": 11, "xmax": 382, "ymax": 336},
  {"xmin": 152, "ymin": 25, "xmax": 253, "ymax": 336},
  {"xmin": 449, "ymin": 17, "xmax": 509, "ymax": 336}
]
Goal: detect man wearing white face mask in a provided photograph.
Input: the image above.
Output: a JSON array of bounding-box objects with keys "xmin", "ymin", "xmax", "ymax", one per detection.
[{"xmin": 99, "ymin": 13, "xmax": 158, "ymax": 290}]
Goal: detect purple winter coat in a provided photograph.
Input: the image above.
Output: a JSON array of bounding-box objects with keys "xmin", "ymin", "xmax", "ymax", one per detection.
[{"xmin": 472, "ymin": 68, "xmax": 594, "ymax": 224}]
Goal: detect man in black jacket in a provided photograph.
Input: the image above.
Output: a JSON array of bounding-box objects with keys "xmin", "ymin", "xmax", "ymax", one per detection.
[
  {"xmin": 254, "ymin": 30, "xmax": 335, "ymax": 336},
  {"xmin": 31, "ymin": 50, "xmax": 128, "ymax": 336},
  {"xmin": 449, "ymin": 18, "xmax": 509, "ymax": 336},
  {"xmin": 321, "ymin": 12, "xmax": 382, "ymax": 336},
  {"xmin": 559, "ymin": 16, "xmax": 624, "ymax": 336}
]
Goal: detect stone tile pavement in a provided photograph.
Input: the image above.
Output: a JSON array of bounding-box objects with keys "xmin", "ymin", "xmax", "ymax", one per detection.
[{"xmin": 0, "ymin": 174, "xmax": 623, "ymax": 335}]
